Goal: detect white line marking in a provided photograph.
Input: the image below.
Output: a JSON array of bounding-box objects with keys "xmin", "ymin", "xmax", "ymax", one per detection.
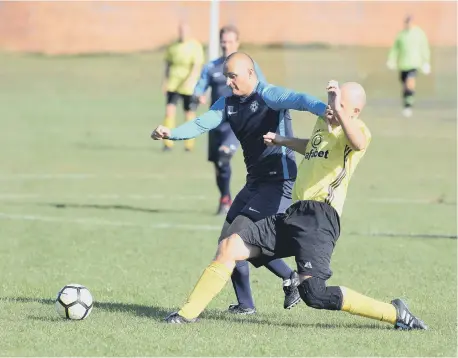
[
  {"xmin": 0, "ymin": 212, "xmax": 221, "ymax": 231},
  {"xmin": 0, "ymin": 173, "xmax": 214, "ymax": 180},
  {"xmin": 0, "ymin": 193, "xmax": 452, "ymax": 205},
  {"xmin": 0, "ymin": 194, "xmax": 208, "ymax": 201},
  {"xmin": 364, "ymin": 198, "xmax": 437, "ymax": 204},
  {"xmin": 0, "ymin": 174, "xmax": 97, "ymax": 180}
]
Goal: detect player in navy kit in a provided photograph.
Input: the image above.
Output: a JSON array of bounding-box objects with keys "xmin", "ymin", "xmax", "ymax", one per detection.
[
  {"xmin": 193, "ymin": 25, "xmax": 266, "ymax": 215},
  {"xmin": 152, "ymin": 52, "xmax": 327, "ymax": 318}
]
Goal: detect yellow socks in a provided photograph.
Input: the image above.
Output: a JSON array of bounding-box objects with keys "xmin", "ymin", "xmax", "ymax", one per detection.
[
  {"xmin": 163, "ymin": 116, "xmax": 175, "ymax": 148},
  {"xmin": 184, "ymin": 139, "xmax": 195, "ymax": 151},
  {"xmin": 340, "ymin": 287, "xmax": 397, "ymax": 324},
  {"xmin": 178, "ymin": 261, "xmax": 232, "ymax": 320},
  {"xmin": 163, "ymin": 115, "xmax": 195, "ymax": 150},
  {"xmin": 184, "ymin": 115, "xmax": 195, "ymax": 151}
]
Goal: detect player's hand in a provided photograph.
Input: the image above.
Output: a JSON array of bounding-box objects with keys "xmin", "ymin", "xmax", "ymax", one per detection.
[
  {"xmin": 324, "ymin": 105, "xmax": 334, "ymax": 121},
  {"xmin": 263, "ymin": 132, "xmax": 280, "ymax": 146},
  {"xmin": 161, "ymin": 82, "xmax": 168, "ymax": 94},
  {"xmin": 327, "ymin": 80, "xmax": 342, "ymax": 112},
  {"xmin": 421, "ymin": 63, "xmax": 431, "ymax": 75},
  {"xmin": 198, "ymin": 95, "xmax": 207, "ymax": 105},
  {"xmin": 323, "ymin": 105, "xmax": 334, "ymax": 133},
  {"xmin": 183, "ymin": 78, "xmax": 196, "ymax": 90},
  {"xmin": 386, "ymin": 61, "xmax": 397, "ymax": 71},
  {"xmin": 151, "ymin": 125, "xmax": 171, "ymax": 140},
  {"xmin": 219, "ymin": 145, "xmax": 231, "ymax": 154}
]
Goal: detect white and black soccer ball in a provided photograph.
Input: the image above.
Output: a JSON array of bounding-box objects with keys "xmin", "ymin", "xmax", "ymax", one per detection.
[{"xmin": 55, "ymin": 284, "xmax": 93, "ymax": 320}]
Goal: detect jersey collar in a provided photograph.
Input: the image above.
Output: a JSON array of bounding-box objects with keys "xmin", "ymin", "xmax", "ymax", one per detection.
[{"xmin": 239, "ymin": 81, "xmax": 260, "ymax": 103}]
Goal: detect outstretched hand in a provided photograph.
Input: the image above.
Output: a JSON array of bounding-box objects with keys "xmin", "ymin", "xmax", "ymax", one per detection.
[{"xmin": 151, "ymin": 125, "xmax": 171, "ymax": 140}]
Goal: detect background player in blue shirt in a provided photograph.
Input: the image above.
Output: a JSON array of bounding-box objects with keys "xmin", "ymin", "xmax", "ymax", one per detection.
[
  {"xmin": 193, "ymin": 25, "xmax": 266, "ymax": 216},
  {"xmin": 152, "ymin": 52, "xmax": 328, "ymax": 317}
]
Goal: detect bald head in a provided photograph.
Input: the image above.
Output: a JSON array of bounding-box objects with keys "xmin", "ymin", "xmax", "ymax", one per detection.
[
  {"xmin": 178, "ymin": 21, "xmax": 190, "ymax": 41},
  {"xmin": 224, "ymin": 52, "xmax": 258, "ymax": 96},
  {"xmin": 225, "ymin": 52, "xmax": 256, "ymax": 76},
  {"xmin": 226, "ymin": 51, "xmax": 254, "ymax": 66},
  {"xmin": 340, "ymin": 82, "xmax": 366, "ymax": 113},
  {"xmin": 404, "ymin": 14, "xmax": 413, "ymax": 29}
]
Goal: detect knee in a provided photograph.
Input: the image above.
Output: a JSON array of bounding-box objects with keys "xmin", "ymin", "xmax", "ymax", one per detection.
[
  {"xmin": 165, "ymin": 104, "xmax": 176, "ymax": 117},
  {"xmin": 215, "ymin": 234, "xmax": 239, "ymax": 262},
  {"xmin": 298, "ymin": 277, "xmax": 343, "ymax": 310},
  {"xmin": 298, "ymin": 277, "xmax": 325, "ymax": 308},
  {"xmin": 216, "ymin": 147, "xmax": 234, "ymax": 169},
  {"xmin": 407, "ymin": 77, "xmax": 416, "ymax": 86}
]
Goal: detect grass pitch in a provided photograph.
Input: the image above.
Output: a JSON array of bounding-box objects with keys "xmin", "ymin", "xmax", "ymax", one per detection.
[{"xmin": 0, "ymin": 47, "xmax": 456, "ymax": 356}]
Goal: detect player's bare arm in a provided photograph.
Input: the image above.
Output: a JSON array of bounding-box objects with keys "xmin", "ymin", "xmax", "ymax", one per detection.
[
  {"xmin": 162, "ymin": 62, "xmax": 170, "ymax": 94},
  {"xmin": 188, "ymin": 62, "xmax": 202, "ymax": 85},
  {"xmin": 327, "ymin": 81, "xmax": 368, "ymax": 151},
  {"xmin": 263, "ymin": 132, "xmax": 309, "ymax": 154},
  {"xmin": 178, "ymin": 60, "xmax": 202, "ymax": 89}
]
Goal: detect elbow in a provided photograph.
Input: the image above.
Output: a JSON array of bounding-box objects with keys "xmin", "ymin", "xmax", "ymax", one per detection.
[
  {"xmin": 348, "ymin": 134, "xmax": 368, "ymax": 151},
  {"xmin": 350, "ymin": 140, "xmax": 367, "ymax": 151}
]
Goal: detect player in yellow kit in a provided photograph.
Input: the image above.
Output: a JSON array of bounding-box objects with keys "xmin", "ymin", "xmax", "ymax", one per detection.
[
  {"xmin": 165, "ymin": 80, "xmax": 427, "ymax": 331},
  {"xmin": 162, "ymin": 22, "xmax": 204, "ymax": 151}
]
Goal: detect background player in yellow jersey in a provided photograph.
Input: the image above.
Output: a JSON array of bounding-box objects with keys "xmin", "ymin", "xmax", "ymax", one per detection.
[
  {"xmin": 387, "ymin": 15, "xmax": 431, "ymax": 118},
  {"xmin": 165, "ymin": 80, "xmax": 427, "ymax": 330},
  {"xmin": 162, "ymin": 22, "xmax": 204, "ymax": 151}
]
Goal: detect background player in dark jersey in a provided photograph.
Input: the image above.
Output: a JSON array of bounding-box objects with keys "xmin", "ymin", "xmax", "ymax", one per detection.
[
  {"xmin": 152, "ymin": 52, "xmax": 328, "ymax": 317},
  {"xmin": 193, "ymin": 25, "xmax": 266, "ymax": 215}
]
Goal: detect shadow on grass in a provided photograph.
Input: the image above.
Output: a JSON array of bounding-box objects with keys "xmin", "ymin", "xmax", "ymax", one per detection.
[
  {"xmin": 42, "ymin": 203, "xmax": 162, "ymax": 214},
  {"xmin": 1, "ymin": 297, "xmax": 169, "ymax": 319},
  {"xmin": 36, "ymin": 202, "xmax": 191, "ymax": 214},
  {"xmin": 27, "ymin": 315, "xmax": 64, "ymax": 322},
  {"xmin": 2, "ymin": 297, "xmax": 391, "ymax": 330}
]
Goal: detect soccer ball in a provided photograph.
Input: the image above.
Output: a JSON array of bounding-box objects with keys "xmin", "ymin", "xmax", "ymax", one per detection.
[{"xmin": 55, "ymin": 284, "xmax": 93, "ymax": 320}]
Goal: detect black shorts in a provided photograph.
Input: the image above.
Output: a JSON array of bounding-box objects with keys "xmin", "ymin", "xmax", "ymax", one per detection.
[
  {"xmin": 166, "ymin": 92, "xmax": 198, "ymax": 112},
  {"xmin": 238, "ymin": 200, "xmax": 340, "ymax": 280},
  {"xmin": 400, "ymin": 69, "xmax": 417, "ymax": 83}
]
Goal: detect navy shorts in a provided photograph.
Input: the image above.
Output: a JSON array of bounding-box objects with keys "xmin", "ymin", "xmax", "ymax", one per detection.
[
  {"xmin": 226, "ymin": 180, "xmax": 294, "ymax": 224},
  {"xmin": 208, "ymin": 122, "xmax": 239, "ymax": 164},
  {"xmin": 400, "ymin": 69, "xmax": 417, "ymax": 83}
]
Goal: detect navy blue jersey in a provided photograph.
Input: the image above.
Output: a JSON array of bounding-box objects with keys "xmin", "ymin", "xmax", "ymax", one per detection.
[{"xmin": 169, "ymin": 81, "xmax": 327, "ymax": 183}]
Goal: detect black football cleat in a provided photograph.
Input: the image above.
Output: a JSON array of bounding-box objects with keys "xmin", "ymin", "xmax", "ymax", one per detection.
[
  {"xmin": 283, "ymin": 271, "xmax": 301, "ymax": 309},
  {"xmin": 227, "ymin": 304, "xmax": 256, "ymax": 315},
  {"xmin": 391, "ymin": 298, "xmax": 428, "ymax": 330}
]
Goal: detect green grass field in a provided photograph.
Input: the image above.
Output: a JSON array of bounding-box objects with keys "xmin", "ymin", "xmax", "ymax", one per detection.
[{"xmin": 0, "ymin": 47, "xmax": 456, "ymax": 356}]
